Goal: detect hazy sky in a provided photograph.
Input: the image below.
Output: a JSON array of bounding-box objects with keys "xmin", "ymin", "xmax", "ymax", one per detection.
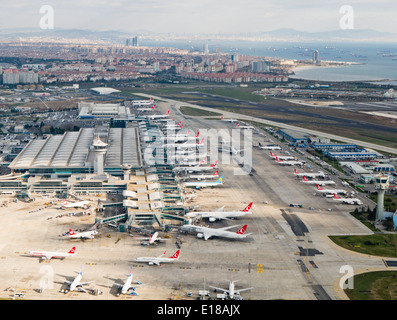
[{"xmin": 0, "ymin": 0, "xmax": 396, "ymax": 34}]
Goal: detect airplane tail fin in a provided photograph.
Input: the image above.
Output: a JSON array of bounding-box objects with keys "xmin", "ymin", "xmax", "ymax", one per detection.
[
  {"xmin": 236, "ymin": 225, "xmax": 247, "ymax": 235},
  {"xmin": 69, "ymin": 229, "xmax": 75, "ymax": 235},
  {"xmin": 198, "ymin": 138, "xmax": 204, "ymax": 145},
  {"xmin": 68, "ymin": 247, "xmax": 76, "ymax": 255},
  {"xmin": 217, "ymin": 176, "xmax": 224, "ymax": 184},
  {"xmin": 165, "ymin": 110, "xmax": 170, "ymax": 115},
  {"xmin": 195, "ymin": 131, "xmax": 200, "ymax": 138},
  {"xmin": 211, "ymin": 160, "xmax": 218, "ymax": 167},
  {"xmin": 270, "ymin": 151, "xmax": 274, "ymax": 156},
  {"xmin": 316, "ymin": 184, "xmax": 323, "ymax": 190},
  {"xmin": 169, "ymin": 250, "xmax": 180, "ymax": 259},
  {"xmin": 303, "ymin": 176, "xmax": 308, "ymax": 181},
  {"xmin": 213, "ymin": 170, "xmax": 219, "ymax": 176},
  {"xmin": 276, "ymin": 157, "xmax": 281, "ymax": 162},
  {"xmin": 294, "ymin": 169, "xmax": 298, "ymax": 174},
  {"xmin": 242, "ymin": 202, "xmax": 253, "ymax": 212},
  {"xmin": 334, "ymin": 193, "xmax": 340, "ymax": 199}
]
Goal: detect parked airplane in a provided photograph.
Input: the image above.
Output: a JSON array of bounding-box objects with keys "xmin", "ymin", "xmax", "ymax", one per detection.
[
  {"xmin": 258, "ymin": 143, "xmax": 281, "ymax": 150},
  {"xmin": 173, "ymin": 161, "xmax": 218, "ymax": 173},
  {"xmin": 294, "ymin": 169, "xmax": 326, "ymax": 178},
  {"xmin": 221, "ymin": 139, "xmax": 248, "ymax": 155},
  {"xmin": 270, "ymin": 151, "xmax": 295, "ymax": 161},
  {"xmin": 315, "ymin": 184, "xmax": 347, "ymax": 195},
  {"xmin": 65, "ymin": 268, "xmax": 94, "ymax": 293},
  {"xmin": 183, "ymin": 176, "xmax": 224, "ymax": 189},
  {"xmin": 221, "ymin": 116, "xmax": 238, "ymax": 122},
  {"xmin": 275, "ymin": 157, "xmax": 305, "ymax": 166},
  {"xmin": 210, "ymin": 279, "xmax": 253, "ymax": 300},
  {"xmin": 333, "ymin": 194, "xmax": 363, "ymax": 205},
  {"xmin": 69, "ymin": 228, "xmax": 98, "ymax": 240},
  {"xmin": 180, "ymin": 224, "xmax": 251, "ymax": 240},
  {"xmin": 134, "ymin": 250, "xmax": 180, "ymax": 266},
  {"xmin": 302, "ymin": 176, "xmax": 335, "ymax": 185},
  {"xmin": 146, "ymin": 110, "xmax": 170, "ymax": 120},
  {"xmin": 184, "ymin": 170, "xmax": 219, "ymax": 181},
  {"xmin": 61, "ymin": 199, "xmax": 90, "ymax": 209},
  {"xmin": 186, "ymin": 202, "xmax": 253, "ymax": 222},
  {"xmin": 165, "ymin": 138, "xmax": 204, "ymax": 150},
  {"xmin": 28, "ymin": 247, "xmax": 76, "ymax": 261},
  {"xmin": 133, "ymin": 231, "xmax": 169, "ymax": 246},
  {"xmin": 113, "ymin": 269, "xmax": 142, "ymax": 295},
  {"xmin": 236, "ymin": 123, "xmax": 254, "ymax": 130}
]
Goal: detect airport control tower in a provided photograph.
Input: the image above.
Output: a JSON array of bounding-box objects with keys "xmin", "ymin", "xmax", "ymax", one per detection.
[
  {"xmin": 122, "ymin": 164, "xmax": 132, "ymax": 181},
  {"xmin": 92, "ymin": 135, "xmax": 108, "ymax": 175},
  {"xmin": 374, "ymin": 175, "xmax": 389, "ymax": 221}
]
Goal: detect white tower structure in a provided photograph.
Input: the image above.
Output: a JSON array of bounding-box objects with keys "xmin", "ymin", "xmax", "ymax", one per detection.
[
  {"xmin": 122, "ymin": 164, "xmax": 132, "ymax": 181},
  {"xmin": 374, "ymin": 175, "xmax": 389, "ymax": 221},
  {"xmin": 92, "ymin": 135, "xmax": 108, "ymax": 175}
]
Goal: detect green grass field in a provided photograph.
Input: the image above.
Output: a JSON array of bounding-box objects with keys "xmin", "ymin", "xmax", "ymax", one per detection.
[
  {"xmin": 344, "ymin": 271, "xmax": 397, "ymax": 300},
  {"xmin": 179, "ymin": 106, "xmax": 222, "ymax": 117},
  {"xmin": 329, "ymin": 234, "xmax": 397, "ymax": 258}
]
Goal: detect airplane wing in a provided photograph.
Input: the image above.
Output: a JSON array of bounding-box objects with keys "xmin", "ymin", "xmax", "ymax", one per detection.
[
  {"xmin": 218, "ymin": 225, "xmax": 240, "ymax": 231},
  {"xmin": 209, "ymin": 286, "xmax": 229, "ymax": 294},
  {"xmin": 215, "ymin": 206, "xmax": 225, "ymax": 212},
  {"xmin": 235, "ymin": 287, "xmax": 253, "ymax": 293}
]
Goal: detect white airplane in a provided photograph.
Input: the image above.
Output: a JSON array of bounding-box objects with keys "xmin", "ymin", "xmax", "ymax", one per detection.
[
  {"xmin": 183, "ymin": 175, "xmax": 224, "ymax": 189},
  {"xmin": 275, "ymin": 157, "xmax": 305, "ymax": 166},
  {"xmin": 186, "ymin": 202, "xmax": 253, "ymax": 222},
  {"xmin": 65, "ymin": 268, "xmax": 94, "ymax": 293},
  {"xmin": 210, "ymin": 279, "xmax": 253, "ymax": 300},
  {"xmin": 333, "ymin": 193, "xmax": 363, "ymax": 205},
  {"xmin": 302, "ymin": 176, "xmax": 335, "ymax": 185},
  {"xmin": 315, "ymin": 184, "xmax": 348, "ymax": 195},
  {"xmin": 146, "ymin": 110, "xmax": 170, "ymax": 119},
  {"xmin": 113, "ymin": 269, "xmax": 142, "ymax": 295},
  {"xmin": 270, "ymin": 151, "xmax": 295, "ymax": 161},
  {"xmin": 180, "ymin": 224, "xmax": 251, "ymax": 241},
  {"xmin": 135, "ymin": 250, "xmax": 180, "ymax": 266},
  {"xmin": 132, "ymin": 231, "xmax": 170, "ymax": 246},
  {"xmin": 133, "ymin": 97, "xmax": 154, "ymax": 107},
  {"xmin": 174, "ymin": 160, "xmax": 218, "ymax": 174},
  {"xmin": 160, "ymin": 131, "xmax": 198, "ymax": 142},
  {"xmin": 164, "ymin": 138, "xmax": 204, "ymax": 150},
  {"xmin": 137, "ymin": 105, "xmax": 155, "ymax": 112},
  {"xmin": 294, "ymin": 169, "xmax": 326, "ymax": 178},
  {"xmin": 183, "ymin": 170, "xmax": 219, "ymax": 181},
  {"xmin": 258, "ymin": 143, "xmax": 281, "ymax": 150},
  {"xmin": 236, "ymin": 123, "xmax": 254, "ymax": 130},
  {"xmin": 61, "ymin": 199, "xmax": 90, "ymax": 209},
  {"xmin": 221, "ymin": 139, "xmax": 248, "ymax": 155},
  {"xmin": 221, "ymin": 116, "xmax": 238, "ymax": 123},
  {"xmin": 28, "ymin": 247, "xmax": 76, "ymax": 261},
  {"xmin": 68, "ymin": 228, "xmax": 98, "ymax": 240}
]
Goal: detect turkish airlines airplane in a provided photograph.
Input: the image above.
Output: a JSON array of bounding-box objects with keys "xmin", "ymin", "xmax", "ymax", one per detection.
[
  {"xmin": 275, "ymin": 157, "xmax": 305, "ymax": 166},
  {"xmin": 69, "ymin": 229, "xmax": 98, "ymax": 240},
  {"xmin": 113, "ymin": 269, "xmax": 142, "ymax": 295},
  {"xmin": 147, "ymin": 110, "xmax": 170, "ymax": 119},
  {"xmin": 333, "ymin": 193, "xmax": 363, "ymax": 205},
  {"xmin": 259, "ymin": 144, "xmax": 281, "ymax": 150},
  {"xmin": 315, "ymin": 184, "xmax": 348, "ymax": 195},
  {"xmin": 28, "ymin": 247, "xmax": 76, "ymax": 261},
  {"xmin": 135, "ymin": 250, "xmax": 180, "ymax": 266},
  {"xmin": 302, "ymin": 176, "xmax": 335, "ymax": 185},
  {"xmin": 270, "ymin": 151, "xmax": 295, "ymax": 161},
  {"xmin": 65, "ymin": 269, "xmax": 94, "ymax": 293},
  {"xmin": 184, "ymin": 170, "xmax": 219, "ymax": 181},
  {"xmin": 173, "ymin": 160, "xmax": 218, "ymax": 174},
  {"xmin": 210, "ymin": 279, "xmax": 253, "ymax": 300},
  {"xmin": 186, "ymin": 202, "xmax": 253, "ymax": 222},
  {"xmin": 221, "ymin": 139, "xmax": 248, "ymax": 155},
  {"xmin": 294, "ymin": 169, "xmax": 326, "ymax": 178},
  {"xmin": 221, "ymin": 116, "xmax": 238, "ymax": 122},
  {"xmin": 164, "ymin": 138, "xmax": 204, "ymax": 150},
  {"xmin": 183, "ymin": 175, "xmax": 224, "ymax": 189},
  {"xmin": 61, "ymin": 199, "xmax": 90, "ymax": 208},
  {"xmin": 180, "ymin": 224, "xmax": 251, "ymax": 241}
]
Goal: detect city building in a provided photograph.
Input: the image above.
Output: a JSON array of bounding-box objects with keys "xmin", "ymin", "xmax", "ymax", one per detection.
[
  {"xmin": 78, "ymin": 102, "xmax": 131, "ymax": 119},
  {"xmin": 277, "ymin": 129, "xmax": 310, "ymax": 147}
]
